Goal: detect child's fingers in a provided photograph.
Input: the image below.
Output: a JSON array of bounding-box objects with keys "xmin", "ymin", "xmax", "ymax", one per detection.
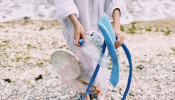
[
  {"xmin": 115, "ymin": 37, "xmax": 121, "ymax": 48},
  {"xmin": 115, "ymin": 41, "xmax": 119, "ymax": 49},
  {"xmin": 75, "ymin": 37, "xmax": 81, "ymax": 47},
  {"xmin": 81, "ymin": 32, "xmax": 86, "ymax": 42},
  {"xmin": 117, "ymin": 40, "xmax": 122, "ymax": 48}
]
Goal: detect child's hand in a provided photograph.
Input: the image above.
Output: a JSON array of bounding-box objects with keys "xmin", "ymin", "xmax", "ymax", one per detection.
[
  {"xmin": 114, "ymin": 28, "xmax": 125, "ymax": 48},
  {"xmin": 69, "ymin": 14, "xmax": 86, "ymax": 47},
  {"xmin": 74, "ymin": 23, "xmax": 85, "ymax": 47}
]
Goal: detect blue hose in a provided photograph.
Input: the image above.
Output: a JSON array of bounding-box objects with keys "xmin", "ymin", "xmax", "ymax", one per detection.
[
  {"xmin": 80, "ymin": 12, "xmax": 132, "ymax": 100},
  {"xmin": 80, "ymin": 41, "xmax": 106, "ymax": 100},
  {"xmin": 80, "ymin": 40, "xmax": 132, "ymax": 100},
  {"xmin": 121, "ymin": 43, "xmax": 132, "ymax": 100}
]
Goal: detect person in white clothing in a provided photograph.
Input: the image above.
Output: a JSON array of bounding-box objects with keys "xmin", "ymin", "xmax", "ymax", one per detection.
[{"xmin": 54, "ymin": 0, "xmax": 126, "ymax": 99}]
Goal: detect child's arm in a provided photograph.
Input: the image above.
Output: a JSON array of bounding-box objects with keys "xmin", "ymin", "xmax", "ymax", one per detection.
[
  {"xmin": 112, "ymin": 8, "xmax": 125, "ymax": 48},
  {"xmin": 69, "ymin": 14, "xmax": 86, "ymax": 47}
]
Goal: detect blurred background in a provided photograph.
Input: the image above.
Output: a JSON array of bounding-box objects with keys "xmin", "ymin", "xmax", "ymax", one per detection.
[
  {"xmin": 0, "ymin": 0, "xmax": 175, "ymax": 24},
  {"xmin": 0, "ymin": 0, "xmax": 175, "ymax": 100}
]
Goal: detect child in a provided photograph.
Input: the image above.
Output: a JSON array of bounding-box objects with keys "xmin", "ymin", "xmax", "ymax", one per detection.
[{"xmin": 54, "ymin": 0, "xmax": 126, "ymax": 99}]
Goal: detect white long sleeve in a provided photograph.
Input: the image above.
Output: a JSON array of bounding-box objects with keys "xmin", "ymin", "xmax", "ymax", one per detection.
[
  {"xmin": 107, "ymin": 0, "xmax": 127, "ymax": 20},
  {"xmin": 54, "ymin": 0, "xmax": 79, "ymax": 19}
]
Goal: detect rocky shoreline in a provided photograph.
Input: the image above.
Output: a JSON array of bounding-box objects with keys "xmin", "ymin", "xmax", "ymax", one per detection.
[{"xmin": 0, "ymin": 19, "xmax": 175, "ymax": 100}]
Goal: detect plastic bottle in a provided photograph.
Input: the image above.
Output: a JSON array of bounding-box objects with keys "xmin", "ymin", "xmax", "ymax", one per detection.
[{"xmin": 78, "ymin": 32, "xmax": 110, "ymax": 68}]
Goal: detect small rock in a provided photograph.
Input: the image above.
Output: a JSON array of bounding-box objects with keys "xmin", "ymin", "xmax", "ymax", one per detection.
[{"xmin": 60, "ymin": 95, "xmax": 70, "ymax": 100}]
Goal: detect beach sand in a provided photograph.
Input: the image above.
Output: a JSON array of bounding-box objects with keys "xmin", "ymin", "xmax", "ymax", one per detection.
[{"xmin": 0, "ymin": 19, "xmax": 175, "ymax": 100}]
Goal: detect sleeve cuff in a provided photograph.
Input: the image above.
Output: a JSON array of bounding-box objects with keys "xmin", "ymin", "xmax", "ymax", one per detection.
[
  {"xmin": 107, "ymin": 0, "xmax": 127, "ymax": 20},
  {"xmin": 55, "ymin": 0, "xmax": 79, "ymax": 20}
]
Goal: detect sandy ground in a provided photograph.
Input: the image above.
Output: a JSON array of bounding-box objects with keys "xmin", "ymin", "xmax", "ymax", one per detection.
[{"xmin": 0, "ymin": 19, "xmax": 175, "ymax": 100}]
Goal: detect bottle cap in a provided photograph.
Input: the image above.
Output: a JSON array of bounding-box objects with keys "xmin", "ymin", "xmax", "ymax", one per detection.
[{"xmin": 79, "ymin": 39, "xmax": 84, "ymax": 46}]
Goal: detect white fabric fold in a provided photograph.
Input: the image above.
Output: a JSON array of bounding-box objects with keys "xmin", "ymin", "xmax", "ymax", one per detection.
[
  {"xmin": 54, "ymin": 0, "xmax": 79, "ymax": 19},
  {"xmin": 107, "ymin": 0, "xmax": 127, "ymax": 20}
]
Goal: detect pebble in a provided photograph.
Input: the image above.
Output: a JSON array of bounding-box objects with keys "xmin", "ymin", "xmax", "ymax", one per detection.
[{"xmin": 59, "ymin": 95, "xmax": 70, "ymax": 100}]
